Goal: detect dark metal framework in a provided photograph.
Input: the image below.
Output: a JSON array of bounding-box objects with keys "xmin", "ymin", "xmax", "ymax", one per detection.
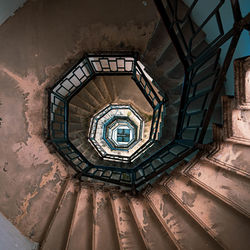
[{"xmin": 48, "ymin": 0, "xmax": 250, "ymax": 191}]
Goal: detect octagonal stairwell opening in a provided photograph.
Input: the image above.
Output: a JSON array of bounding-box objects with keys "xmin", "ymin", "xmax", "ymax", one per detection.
[
  {"xmin": 49, "ymin": 54, "xmax": 168, "ymax": 175},
  {"xmin": 88, "ymin": 104, "xmax": 145, "ymax": 162},
  {"xmin": 68, "ymin": 73, "xmax": 163, "ymax": 167}
]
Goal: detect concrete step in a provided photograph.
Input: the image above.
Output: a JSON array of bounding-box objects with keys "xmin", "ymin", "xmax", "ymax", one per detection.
[
  {"xmin": 76, "ymin": 142, "xmax": 103, "ymax": 165},
  {"xmin": 128, "ymin": 194, "xmax": 178, "ymax": 250},
  {"xmin": 184, "ymin": 158, "xmax": 250, "ymax": 217},
  {"xmin": 102, "ymin": 76, "xmax": 116, "ymax": 102},
  {"xmin": 68, "ymin": 113, "xmax": 82, "ymax": 123},
  {"xmin": 156, "ymin": 22, "xmax": 206, "ymax": 76},
  {"xmin": 73, "ymin": 91, "xmax": 97, "ymax": 114},
  {"xmin": 143, "ymin": 0, "xmax": 191, "ymax": 69},
  {"xmin": 40, "ymin": 179, "xmax": 78, "ymax": 250},
  {"xmin": 68, "ymin": 130, "xmax": 85, "ymax": 141},
  {"xmin": 144, "ymin": 184, "xmax": 222, "ymax": 250},
  {"xmin": 68, "ymin": 120, "xmax": 89, "ymax": 134},
  {"xmin": 164, "ymin": 174, "xmax": 250, "ymax": 250},
  {"xmin": 94, "ymin": 76, "xmax": 112, "ymax": 103},
  {"xmin": 142, "ymin": 19, "xmax": 171, "ymax": 68},
  {"xmin": 69, "ymin": 102, "xmax": 91, "ymax": 117},
  {"xmin": 155, "ymin": 42, "xmax": 180, "ymax": 76},
  {"xmin": 206, "ymin": 141, "xmax": 250, "ymax": 179},
  {"xmin": 70, "ymin": 137, "xmax": 83, "ymax": 148},
  {"xmin": 68, "ymin": 122, "xmax": 83, "ymax": 133},
  {"xmin": 92, "ymin": 78, "xmax": 109, "ymax": 103},
  {"xmin": 109, "ymin": 192, "xmax": 146, "ymax": 250},
  {"xmin": 66, "ymin": 184, "xmax": 93, "ymax": 250},
  {"xmin": 84, "ymin": 80, "xmax": 105, "ymax": 108},
  {"xmin": 92, "ymin": 189, "xmax": 120, "ymax": 250}
]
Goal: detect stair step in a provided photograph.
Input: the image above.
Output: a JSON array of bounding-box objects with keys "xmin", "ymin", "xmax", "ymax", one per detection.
[
  {"xmin": 110, "ymin": 192, "xmax": 146, "ymax": 250},
  {"xmin": 41, "ymin": 179, "xmax": 78, "ymax": 250},
  {"xmin": 92, "ymin": 78, "xmax": 108, "ymax": 103},
  {"xmin": 102, "ymin": 76, "xmax": 116, "ymax": 102},
  {"xmin": 68, "ymin": 120, "xmax": 89, "ymax": 135},
  {"xmin": 142, "ymin": 19, "xmax": 171, "ymax": 66},
  {"xmin": 69, "ymin": 102, "xmax": 91, "ymax": 116},
  {"xmin": 156, "ymin": 42, "xmax": 179, "ymax": 74},
  {"xmin": 144, "ymin": 184, "xmax": 222, "ymax": 250},
  {"xmin": 156, "ymin": 22, "xmax": 206, "ymax": 74},
  {"xmin": 68, "ymin": 122, "xmax": 83, "ymax": 133},
  {"xmin": 68, "ymin": 113, "xmax": 81, "ymax": 123},
  {"xmin": 92, "ymin": 189, "xmax": 120, "ymax": 250},
  {"xmin": 72, "ymin": 93, "xmax": 96, "ymax": 113},
  {"xmin": 84, "ymin": 82, "xmax": 104, "ymax": 108},
  {"xmin": 167, "ymin": 62, "xmax": 184, "ymax": 80},
  {"xmin": 208, "ymin": 141, "xmax": 250, "ymax": 178},
  {"xmin": 184, "ymin": 158, "xmax": 250, "ymax": 217},
  {"xmin": 94, "ymin": 76, "xmax": 112, "ymax": 103},
  {"xmin": 129, "ymin": 195, "xmax": 178, "ymax": 250},
  {"xmin": 164, "ymin": 174, "xmax": 250, "ymax": 250},
  {"xmin": 70, "ymin": 137, "xmax": 83, "ymax": 147},
  {"xmin": 108, "ymin": 76, "xmax": 118, "ymax": 101},
  {"xmin": 66, "ymin": 184, "xmax": 93, "ymax": 250},
  {"xmin": 69, "ymin": 130, "xmax": 84, "ymax": 140}
]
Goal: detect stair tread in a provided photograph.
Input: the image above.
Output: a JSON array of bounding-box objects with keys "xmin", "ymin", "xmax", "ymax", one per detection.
[
  {"xmin": 165, "ymin": 174, "xmax": 250, "ymax": 250},
  {"xmin": 41, "ymin": 179, "xmax": 78, "ymax": 250},
  {"xmin": 94, "ymin": 76, "xmax": 112, "ymax": 103},
  {"xmin": 185, "ymin": 158, "xmax": 250, "ymax": 216},
  {"xmin": 66, "ymin": 185, "xmax": 93, "ymax": 250},
  {"xmin": 129, "ymin": 195, "xmax": 177, "ymax": 250},
  {"xmin": 102, "ymin": 76, "xmax": 116, "ymax": 102},
  {"xmin": 84, "ymin": 81, "xmax": 104, "ymax": 108},
  {"xmin": 110, "ymin": 192, "xmax": 146, "ymax": 250},
  {"xmin": 209, "ymin": 141, "xmax": 250, "ymax": 177},
  {"xmin": 71, "ymin": 94, "xmax": 96, "ymax": 112},
  {"xmin": 69, "ymin": 102, "xmax": 91, "ymax": 116},
  {"xmin": 92, "ymin": 189, "xmax": 120, "ymax": 250},
  {"xmin": 145, "ymin": 184, "xmax": 222, "ymax": 250},
  {"xmin": 143, "ymin": 19, "xmax": 171, "ymax": 64}
]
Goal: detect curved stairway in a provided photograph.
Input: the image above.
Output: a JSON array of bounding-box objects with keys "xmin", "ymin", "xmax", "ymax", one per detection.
[{"xmin": 40, "ymin": 57, "xmax": 250, "ymax": 250}]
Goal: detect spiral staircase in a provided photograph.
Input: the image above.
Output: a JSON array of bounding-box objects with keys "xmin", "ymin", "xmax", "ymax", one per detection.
[
  {"xmin": 0, "ymin": 0, "xmax": 249, "ymax": 250},
  {"xmin": 40, "ymin": 55, "xmax": 250, "ymax": 250}
]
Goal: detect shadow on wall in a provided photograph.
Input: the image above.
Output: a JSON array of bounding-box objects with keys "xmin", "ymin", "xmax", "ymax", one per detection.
[{"xmin": 183, "ymin": 0, "xmax": 250, "ymax": 95}]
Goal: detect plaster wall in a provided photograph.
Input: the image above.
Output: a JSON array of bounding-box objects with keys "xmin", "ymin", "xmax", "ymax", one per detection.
[{"xmin": 0, "ymin": 0, "xmax": 157, "ymax": 242}]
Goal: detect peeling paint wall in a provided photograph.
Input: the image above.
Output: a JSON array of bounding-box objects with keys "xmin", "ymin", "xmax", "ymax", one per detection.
[
  {"xmin": 0, "ymin": 0, "xmax": 27, "ymax": 25},
  {"xmin": 0, "ymin": 211, "xmax": 38, "ymax": 250}
]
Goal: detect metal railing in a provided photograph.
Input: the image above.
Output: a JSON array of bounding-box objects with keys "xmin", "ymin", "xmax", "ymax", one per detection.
[
  {"xmin": 154, "ymin": 0, "xmax": 250, "ymax": 145},
  {"xmin": 48, "ymin": 53, "xmax": 168, "ymax": 188},
  {"xmin": 48, "ymin": 0, "xmax": 250, "ymax": 191}
]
